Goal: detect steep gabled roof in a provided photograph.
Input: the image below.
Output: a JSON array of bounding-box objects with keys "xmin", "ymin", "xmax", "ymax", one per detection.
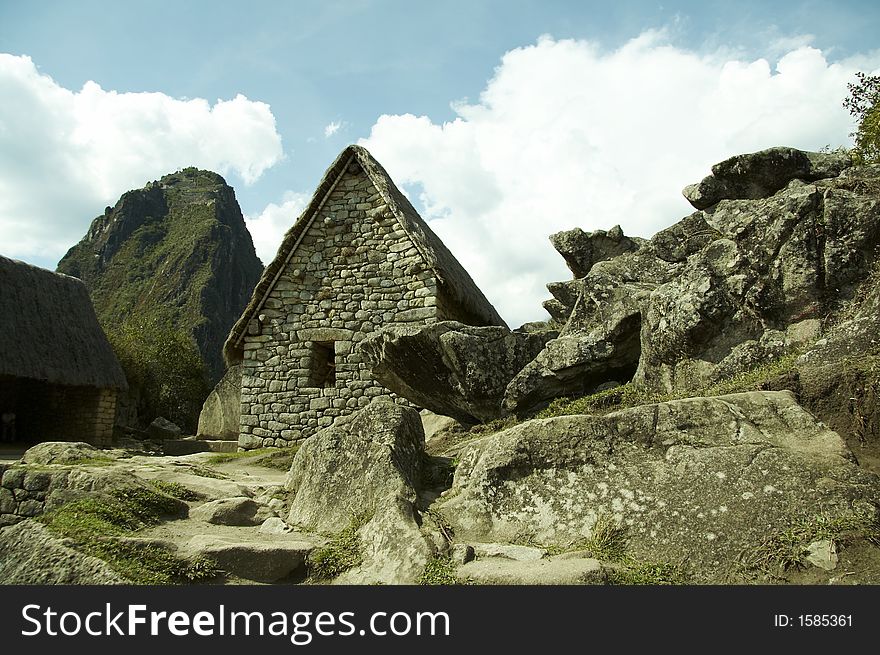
[
  {"xmin": 0, "ymin": 255, "xmax": 128, "ymax": 389},
  {"xmin": 225, "ymin": 145, "xmax": 505, "ymax": 363}
]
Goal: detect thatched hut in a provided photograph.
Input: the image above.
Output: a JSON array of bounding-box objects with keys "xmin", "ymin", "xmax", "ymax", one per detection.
[
  {"xmin": 224, "ymin": 145, "xmax": 505, "ymax": 449},
  {"xmin": 0, "ymin": 255, "xmax": 127, "ymax": 445}
]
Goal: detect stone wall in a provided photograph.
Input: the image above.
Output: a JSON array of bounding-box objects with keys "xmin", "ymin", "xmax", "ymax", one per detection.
[
  {"xmin": 239, "ymin": 163, "xmax": 449, "ymax": 449},
  {"xmin": 0, "ymin": 464, "xmax": 49, "ymax": 526},
  {"xmin": 63, "ymin": 387, "xmax": 116, "ymax": 446},
  {"xmin": 2, "ymin": 379, "xmax": 116, "ymax": 446}
]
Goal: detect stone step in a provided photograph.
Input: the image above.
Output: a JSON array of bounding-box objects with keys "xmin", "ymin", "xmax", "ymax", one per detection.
[
  {"xmin": 162, "ymin": 439, "xmax": 238, "ymax": 455},
  {"xmin": 183, "ymin": 534, "xmax": 319, "ymax": 583}
]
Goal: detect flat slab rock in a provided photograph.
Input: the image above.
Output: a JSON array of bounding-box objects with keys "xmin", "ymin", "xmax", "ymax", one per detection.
[
  {"xmin": 471, "ymin": 543, "xmax": 547, "ymax": 562},
  {"xmin": 457, "ymin": 556, "xmax": 610, "ymax": 585},
  {"xmin": 183, "ymin": 534, "xmax": 318, "ymax": 583},
  {"xmin": 145, "ymin": 471, "xmax": 256, "ymax": 501},
  {"xmin": 359, "ymin": 321, "xmax": 550, "ymax": 423},
  {"xmin": 440, "ymin": 390, "xmax": 880, "ymax": 582}
]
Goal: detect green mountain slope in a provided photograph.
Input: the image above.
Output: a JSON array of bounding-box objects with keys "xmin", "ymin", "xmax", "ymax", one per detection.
[{"xmin": 57, "ymin": 168, "xmax": 264, "ymax": 386}]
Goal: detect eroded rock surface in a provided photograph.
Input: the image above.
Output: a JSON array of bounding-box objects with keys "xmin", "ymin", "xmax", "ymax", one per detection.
[
  {"xmin": 548, "ymin": 224, "xmax": 643, "ymax": 279},
  {"xmin": 516, "ymin": 150, "xmax": 880, "ymax": 412},
  {"xmin": 286, "ymin": 401, "xmax": 435, "ymax": 583},
  {"xmin": 0, "ymin": 521, "xmax": 126, "ymax": 584},
  {"xmin": 682, "ymin": 146, "xmax": 852, "ymax": 210},
  {"xmin": 359, "ymin": 322, "xmax": 550, "ymax": 422},
  {"xmin": 197, "ymin": 365, "xmax": 243, "ymax": 440},
  {"xmin": 439, "ymin": 391, "xmax": 880, "ymax": 582}
]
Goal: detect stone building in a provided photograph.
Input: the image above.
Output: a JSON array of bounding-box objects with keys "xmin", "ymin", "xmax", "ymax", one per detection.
[
  {"xmin": 224, "ymin": 145, "xmax": 505, "ymax": 449},
  {"xmin": 0, "ymin": 256, "xmax": 127, "ymax": 445}
]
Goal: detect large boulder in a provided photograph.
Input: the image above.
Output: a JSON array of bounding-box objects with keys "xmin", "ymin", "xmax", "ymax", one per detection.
[
  {"xmin": 197, "ymin": 364, "xmax": 242, "ymax": 440},
  {"xmin": 438, "ymin": 391, "xmax": 880, "ymax": 582},
  {"xmin": 0, "ymin": 521, "xmax": 126, "ymax": 584},
  {"xmin": 505, "ymin": 289, "xmax": 644, "ymax": 413},
  {"xmin": 285, "ymin": 401, "xmax": 434, "ymax": 583},
  {"xmin": 148, "ymin": 417, "xmax": 182, "ymax": 440},
  {"xmin": 682, "ymin": 146, "xmax": 852, "ymax": 210},
  {"xmin": 190, "ymin": 497, "xmax": 262, "ymax": 526},
  {"xmin": 21, "ymin": 441, "xmax": 108, "ymax": 466},
  {"xmin": 358, "ymin": 322, "xmax": 550, "ymax": 423}
]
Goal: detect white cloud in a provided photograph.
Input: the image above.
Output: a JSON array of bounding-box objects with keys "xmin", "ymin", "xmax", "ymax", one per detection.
[
  {"xmin": 245, "ymin": 191, "xmax": 308, "ymax": 264},
  {"xmin": 359, "ymin": 33, "xmax": 880, "ymax": 328},
  {"xmin": 0, "ymin": 54, "xmax": 284, "ymax": 265},
  {"xmin": 324, "ymin": 120, "xmax": 345, "ymax": 138}
]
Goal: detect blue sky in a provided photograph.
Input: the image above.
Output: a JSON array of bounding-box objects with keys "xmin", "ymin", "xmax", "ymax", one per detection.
[{"xmin": 2, "ymin": 0, "xmax": 879, "ymax": 326}]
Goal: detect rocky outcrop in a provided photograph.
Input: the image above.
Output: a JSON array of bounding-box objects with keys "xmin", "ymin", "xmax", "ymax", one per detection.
[
  {"xmin": 197, "ymin": 365, "xmax": 242, "ymax": 440},
  {"xmin": 285, "ymin": 401, "xmax": 435, "ymax": 583},
  {"xmin": 57, "ymin": 168, "xmax": 263, "ymax": 385},
  {"xmin": 438, "ymin": 391, "xmax": 880, "ymax": 582},
  {"xmin": 359, "ymin": 322, "xmax": 551, "ymax": 423},
  {"xmin": 511, "ymin": 148, "xmax": 878, "ymax": 412},
  {"xmin": 0, "ymin": 521, "xmax": 126, "ymax": 584}
]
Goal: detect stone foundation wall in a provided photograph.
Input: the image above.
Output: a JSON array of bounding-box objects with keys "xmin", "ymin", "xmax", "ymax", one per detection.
[
  {"xmin": 0, "ymin": 464, "xmax": 49, "ymax": 527},
  {"xmin": 239, "ymin": 163, "xmax": 442, "ymax": 449},
  {"xmin": 59, "ymin": 386, "xmax": 116, "ymax": 446}
]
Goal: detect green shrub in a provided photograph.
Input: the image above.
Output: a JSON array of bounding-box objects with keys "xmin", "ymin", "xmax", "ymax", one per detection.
[
  {"xmin": 844, "ymin": 72, "xmax": 880, "ymax": 164},
  {"xmin": 106, "ymin": 312, "xmax": 210, "ymax": 432}
]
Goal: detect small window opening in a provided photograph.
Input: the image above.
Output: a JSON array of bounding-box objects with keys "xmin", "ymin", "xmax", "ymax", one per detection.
[{"xmin": 309, "ymin": 341, "xmax": 336, "ymax": 387}]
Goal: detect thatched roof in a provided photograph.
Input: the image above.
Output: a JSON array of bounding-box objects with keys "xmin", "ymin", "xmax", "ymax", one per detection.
[
  {"xmin": 0, "ymin": 255, "xmax": 127, "ymax": 389},
  {"xmin": 225, "ymin": 145, "xmax": 506, "ymax": 363}
]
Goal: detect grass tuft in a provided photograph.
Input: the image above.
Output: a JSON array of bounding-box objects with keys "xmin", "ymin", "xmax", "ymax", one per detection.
[
  {"xmin": 149, "ymin": 479, "xmax": 201, "ymax": 502},
  {"xmin": 739, "ymin": 505, "xmax": 880, "ymax": 578},
  {"xmin": 39, "ymin": 486, "xmax": 219, "ymax": 584},
  {"xmin": 579, "ymin": 514, "xmax": 629, "ymax": 562},
  {"xmin": 419, "ymin": 556, "xmax": 460, "ymax": 585},
  {"xmin": 206, "ymin": 446, "xmax": 299, "ymax": 471},
  {"xmin": 607, "ymin": 561, "xmax": 686, "ymax": 585},
  {"xmin": 309, "ymin": 512, "xmax": 372, "ymax": 580}
]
